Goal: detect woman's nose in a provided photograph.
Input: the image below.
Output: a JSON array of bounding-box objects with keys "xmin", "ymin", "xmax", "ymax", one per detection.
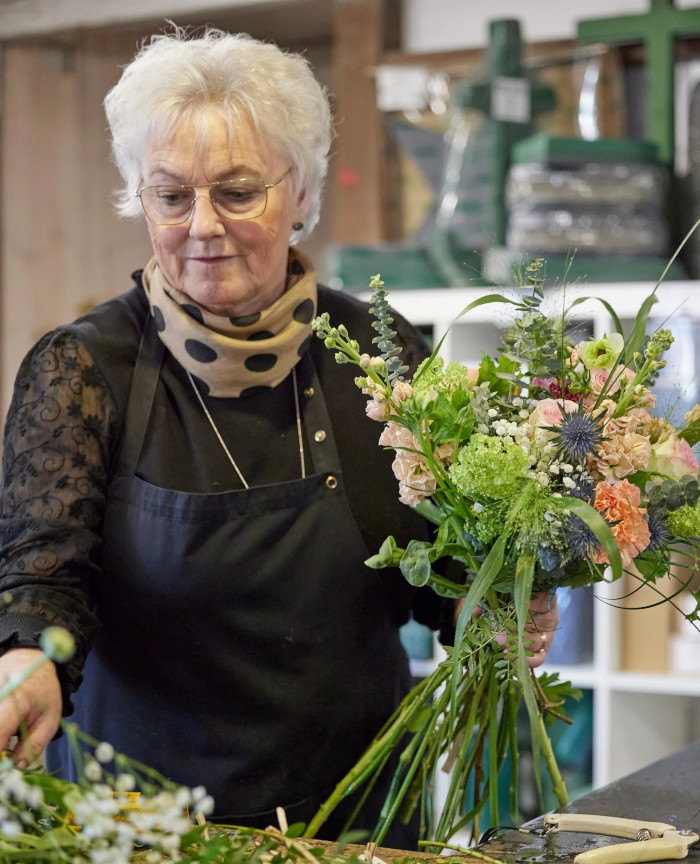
[{"xmin": 188, "ymin": 193, "xmax": 226, "ymax": 238}]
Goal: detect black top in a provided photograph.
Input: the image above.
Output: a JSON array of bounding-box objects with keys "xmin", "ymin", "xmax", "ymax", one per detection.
[{"xmin": 0, "ymin": 274, "xmax": 450, "ymax": 712}]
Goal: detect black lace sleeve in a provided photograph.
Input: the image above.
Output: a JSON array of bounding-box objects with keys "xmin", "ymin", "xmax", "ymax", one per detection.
[{"xmin": 0, "ymin": 329, "xmax": 118, "ymax": 713}]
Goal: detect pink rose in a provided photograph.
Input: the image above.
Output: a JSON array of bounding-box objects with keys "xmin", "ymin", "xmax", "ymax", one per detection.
[
  {"xmin": 647, "ymin": 433, "xmax": 699, "ymax": 480},
  {"xmin": 528, "ymin": 398, "xmax": 578, "ymax": 438},
  {"xmin": 589, "ymin": 365, "xmax": 634, "ymax": 396},
  {"xmin": 467, "ymin": 366, "xmax": 479, "ymax": 387}
]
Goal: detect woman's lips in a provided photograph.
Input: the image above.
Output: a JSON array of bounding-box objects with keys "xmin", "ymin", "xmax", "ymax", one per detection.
[{"xmin": 189, "ymin": 255, "xmax": 235, "ymax": 263}]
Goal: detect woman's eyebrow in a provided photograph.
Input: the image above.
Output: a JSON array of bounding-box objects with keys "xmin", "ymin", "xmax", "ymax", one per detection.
[{"xmin": 145, "ymin": 164, "xmax": 263, "ymax": 184}]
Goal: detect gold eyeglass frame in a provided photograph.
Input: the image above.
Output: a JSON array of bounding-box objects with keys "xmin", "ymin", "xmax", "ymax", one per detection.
[{"xmin": 135, "ymin": 167, "xmax": 291, "ymax": 225}]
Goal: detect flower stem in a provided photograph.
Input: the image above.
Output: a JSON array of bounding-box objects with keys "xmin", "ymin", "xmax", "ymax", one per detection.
[
  {"xmin": 536, "ymin": 707, "xmax": 568, "ymax": 806},
  {"xmin": 303, "ymin": 665, "xmax": 450, "ymax": 839}
]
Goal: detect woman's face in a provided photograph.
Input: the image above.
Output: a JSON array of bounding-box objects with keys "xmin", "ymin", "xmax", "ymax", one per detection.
[{"xmin": 141, "ymin": 113, "xmax": 308, "ymax": 317}]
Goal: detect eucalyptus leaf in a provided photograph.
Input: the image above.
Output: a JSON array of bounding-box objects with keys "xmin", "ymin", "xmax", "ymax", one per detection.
[
  {"xmin": 399, "ymin": 540, "xmax": 433, "ymax": 586},
  {"xmin": 364, "ymin": 535, "xmax": 401, "ymax": 569}
]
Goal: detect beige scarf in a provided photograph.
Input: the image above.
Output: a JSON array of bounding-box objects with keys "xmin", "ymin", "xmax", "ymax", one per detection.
[{"xmin": 141, "ymin": 248, "xmax": 317, "ymax": 397}]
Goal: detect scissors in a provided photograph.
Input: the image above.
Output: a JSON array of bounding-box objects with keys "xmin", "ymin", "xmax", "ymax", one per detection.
[{"xmin": 543, "ymin": 813, "xmax": 700, "ymax": 864}]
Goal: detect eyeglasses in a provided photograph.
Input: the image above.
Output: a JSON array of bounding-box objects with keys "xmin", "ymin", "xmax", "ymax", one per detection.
[{"xmin": 135, "ymin": 168, "xmax": 291, "ymax": 226}]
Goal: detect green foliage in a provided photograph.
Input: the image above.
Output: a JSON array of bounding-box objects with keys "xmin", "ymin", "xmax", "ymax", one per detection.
[{"xmin": 645, "ymin": 475, "xmax": 700, "ymax": 519}]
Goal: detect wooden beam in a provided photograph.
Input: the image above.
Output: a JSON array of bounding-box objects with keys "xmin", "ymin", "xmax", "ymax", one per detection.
[
  {"xmin": 332, "ymin": 0, "xmax": 392, "ymax": 245},
  {"xmin": 0, "ymin": 0, "xmax": 320, "ymax": 40}
]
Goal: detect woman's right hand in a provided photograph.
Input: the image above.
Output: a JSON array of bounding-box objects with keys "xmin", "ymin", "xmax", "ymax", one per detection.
[{"xmin": 0, "ymin": 649, "xmax": 62, "ymax": 766}]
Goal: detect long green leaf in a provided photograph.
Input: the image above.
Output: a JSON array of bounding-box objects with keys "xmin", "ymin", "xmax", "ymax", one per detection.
[
  {"xmin": 567, "ymin": 295, "xmax": 623, "ymax": 335},
  {"xmin": 414, "ymin": 294, "xmax": 516, "ymax": 385},
  {"xmin": 513, "ymin": 546, "xmax": 541, "ymax": 798},
  {"xmin": 449, "ymin": 532, "xmax": 507, "ymax": 729},
  {"xmin": 623, "ymin": 292, "xmax": 658, "ymax": 365}
]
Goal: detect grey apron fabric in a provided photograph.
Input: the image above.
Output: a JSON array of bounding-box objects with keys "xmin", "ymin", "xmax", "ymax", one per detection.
[{"xmin": 46, "ymin": 319, "xmax": 414, "ymax": 842}]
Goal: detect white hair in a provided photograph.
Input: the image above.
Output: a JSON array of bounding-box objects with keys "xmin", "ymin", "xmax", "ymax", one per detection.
[{"xmin": 103, "ymin": 25, "xmax": 333, "ymax": 242}]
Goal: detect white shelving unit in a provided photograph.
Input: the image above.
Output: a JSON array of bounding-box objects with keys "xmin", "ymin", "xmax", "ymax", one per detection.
[{"xmin": 362, "ymin": 280, "xmax": 700, "ymax": 791}]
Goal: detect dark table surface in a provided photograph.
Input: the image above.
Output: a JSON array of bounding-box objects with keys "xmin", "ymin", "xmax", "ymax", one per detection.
[{"xmin": 479, "ymin": 739, "xmax": 700, "ymax": 863}]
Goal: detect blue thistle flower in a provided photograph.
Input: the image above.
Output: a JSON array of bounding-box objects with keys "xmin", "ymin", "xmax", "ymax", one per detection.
[
  {"xmin": 564, "ymin": 515, "xmax": 600, "ymax": 560},
  {"xmin": 646, "ymin": 516, "xmax": 671, "ymax": 552},
  {"xmin": 556, "ymin": 409, "xmax": 604, "ymax": 462},
  {"xmin": 537, "ymin": 546, "xmax": 560, "ymax": 572},
  {"xmin": 568, "ymin": 480, "xmax": 595, "ymax": 503}
]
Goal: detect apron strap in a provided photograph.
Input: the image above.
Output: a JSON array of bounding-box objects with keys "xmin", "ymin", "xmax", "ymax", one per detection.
[
  {"xmin": 116, "ymin": 321, "xmax": 342, "ymax": 480},
  {"xmin": 296, "ymin": 350, "xmax": 343, "ymax": 477},
  {"xmin": 116, "ymin": 316, "xmax": 165, "ymax": 476}
]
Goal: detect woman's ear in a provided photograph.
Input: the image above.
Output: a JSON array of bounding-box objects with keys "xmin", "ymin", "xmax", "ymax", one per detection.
[{"xmin": 294, "ymin": 186, "xmax": 310, "ymax": 222}]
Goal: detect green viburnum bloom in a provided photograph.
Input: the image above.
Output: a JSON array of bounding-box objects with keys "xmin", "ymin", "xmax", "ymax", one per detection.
[
  {"xmin": 577, "ymin": 332, "xmax": 624, "ymax": 370},
  {"xmin": 667, "ymin": 501, "xmax": 700, "ymax": 539},
  {"xmin": 449, "ymin": 433, "xmax": 529, "ymax": 499},
  {"xmin": 413, "ymin": 356, "xmax": 473, "ymax": 395}
]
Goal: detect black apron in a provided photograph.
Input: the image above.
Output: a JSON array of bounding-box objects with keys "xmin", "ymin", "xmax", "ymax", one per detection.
[{"xmin": 47, "ymin": 320, "xmax": 414, "ymax": 842}]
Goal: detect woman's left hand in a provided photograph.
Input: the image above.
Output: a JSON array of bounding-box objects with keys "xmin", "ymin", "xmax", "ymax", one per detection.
[
  {"xmin": 454, "ymin": 591, "xmax": 560, "ymax": 669},
  {"xmin": 523, "ymin": 591, "xmax": 559, "ymax": 669}
]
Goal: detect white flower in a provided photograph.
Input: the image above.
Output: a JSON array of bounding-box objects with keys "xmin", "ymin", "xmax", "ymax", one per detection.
[
  {"xmin": 196, "ymin": 795, "xmax": 214, "ymax": 815},
  {"xmin": 1, "ymin": 820, "xmax": 21, "ymax": 836},
  {"xmin": 84, "ymin": 759, "xmax": 103, "ymax": 782},
  {"xmin": 191, "ymin": 785, "xmax": 207, "ymax": 802},
  {"xmin": 473, "ymin": 502, "xmax": 484, "ymax": 513},
  {"xmin": 115, "ymin": 774, "xmax": 136, "ymax": 793},
  {"xmin": 95, "ymin": 743, "xmax": 115, "ymax": 764},
  {"xmin": 563, "ymin": 476, "xmax": 576, "ymax": 489},
  {"xmin": 159, "ymin": 834, "xmax": 181, "ymax": 854},
  {"xmin": 488, "ymin": 408, "xmax": 498, "ymax": 417}
]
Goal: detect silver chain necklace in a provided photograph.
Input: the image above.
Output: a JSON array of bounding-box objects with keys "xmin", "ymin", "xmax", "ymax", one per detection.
[{"xmin": 187, "ymin": 367, "xmax": 306, "ymax": 490}]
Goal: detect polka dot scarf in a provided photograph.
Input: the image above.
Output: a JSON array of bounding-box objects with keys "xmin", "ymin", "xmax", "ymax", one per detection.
[{"xmin": 141, "ymin": 248, "xmax": 317, "ymax": 397}]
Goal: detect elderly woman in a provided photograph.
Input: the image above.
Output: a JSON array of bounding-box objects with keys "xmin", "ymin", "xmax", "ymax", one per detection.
[{"xmin": 0, "ymin": 27, "xmax": 557, "ymax": 844}]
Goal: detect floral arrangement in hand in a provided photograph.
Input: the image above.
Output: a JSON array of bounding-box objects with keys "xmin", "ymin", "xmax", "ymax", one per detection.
[{"xmin": 305, "ymin": 259, "xmax": 700, "ymax": 847}]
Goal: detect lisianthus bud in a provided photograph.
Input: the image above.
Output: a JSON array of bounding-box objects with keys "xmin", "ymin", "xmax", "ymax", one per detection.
[{"xmin": 40, "ymin": 626, "xmax": 75, "ymax": 663}]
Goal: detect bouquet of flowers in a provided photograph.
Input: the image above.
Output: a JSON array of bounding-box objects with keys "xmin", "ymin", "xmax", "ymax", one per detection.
[{"xmin": 305, "ymin": 259, "xmax": 700, "ymax": 847}]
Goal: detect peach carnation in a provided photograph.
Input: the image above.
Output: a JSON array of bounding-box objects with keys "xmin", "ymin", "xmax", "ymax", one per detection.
[
  {"xmin": 588, "ymin": 432, "xmax": 651, "ymax": 481},
  {"xmin": 592, "ymin": 478, "xmax": 650, "ymax": 567}
]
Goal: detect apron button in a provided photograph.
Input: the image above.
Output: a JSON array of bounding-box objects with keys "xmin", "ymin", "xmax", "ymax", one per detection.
[
  {"xmin": 304, "ymin": 386, "xmax": 315, "ymax": 398},
  {"xmin": 325, "ymin": 475, "xmax": 338, "ymax": 489},
  {"xmin": 314, "ymin": 429, "xmax": 326, "ymax": 443}
]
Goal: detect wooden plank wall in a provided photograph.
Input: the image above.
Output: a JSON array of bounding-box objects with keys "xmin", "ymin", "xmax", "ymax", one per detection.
[{"xmin": 0, "ymin": 31, "xmax": 153, "ymax": 417}]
